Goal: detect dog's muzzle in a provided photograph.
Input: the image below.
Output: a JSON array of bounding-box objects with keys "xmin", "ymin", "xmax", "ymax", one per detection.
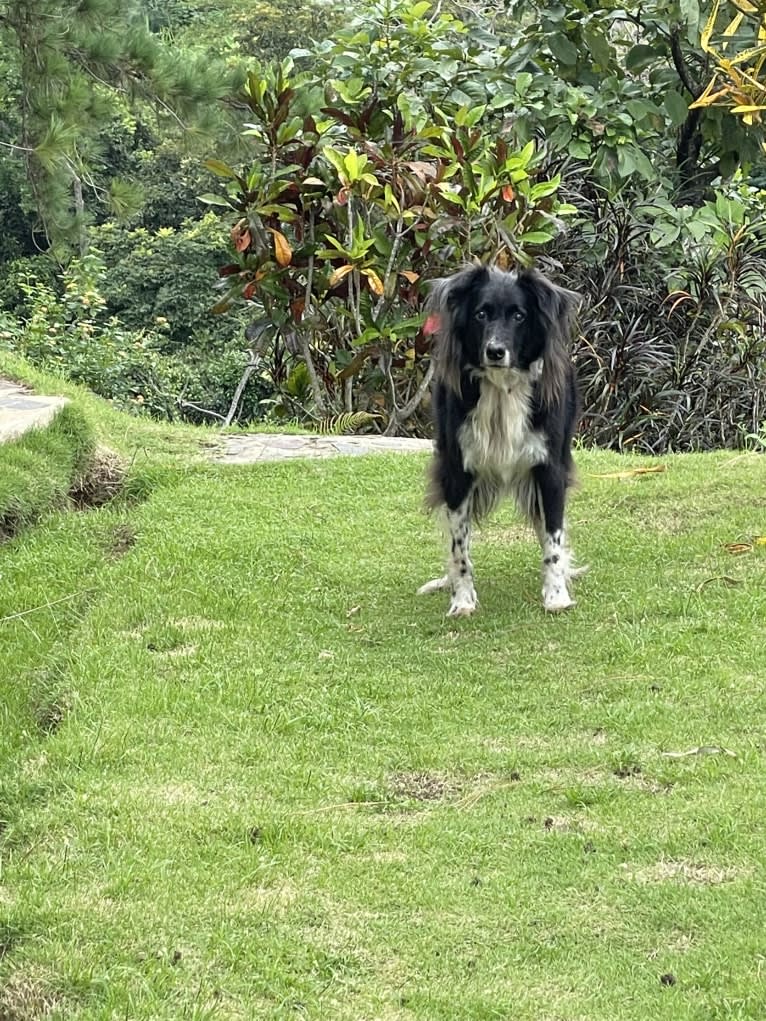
[{"xmin": 482, "ymin": 339, "xmax": 512, "ymax": 368}]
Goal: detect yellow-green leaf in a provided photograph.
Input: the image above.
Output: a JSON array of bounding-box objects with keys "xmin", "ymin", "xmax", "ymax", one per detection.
[
  {"xmin": 701, "ymin": 0, "xmax": 720, "ymax": 52},
  {"xmin": 361, "ymin": 268, "xmax": 384, "ymax": 295}
]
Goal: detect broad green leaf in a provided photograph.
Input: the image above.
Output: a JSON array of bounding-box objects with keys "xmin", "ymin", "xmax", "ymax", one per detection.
[
  {"xmin": 515, "ymin": 72, "xmax": 533, "ymax": 98},
  {"xmin": 665, "ymin": 91, "xmax": 689, "ymax": 126},
  {"xmin": 548, "ymin": 33, "xmax": 579, "ymax": 66},
  {"xmin": 616, "ymin": 146, "xmax": 637, "ymax": 178},
  {"xmin": 584, "ymin": 28, "xmax": 613, "ymax": 68},
  {"xmin": 344, "ymin": 150, "xmax": 360, "ymax": 181},
  {"xmin": 204, "ymin": 159, "xmax": 238, "ymax": 179},
  {"xmin": 625, "ymin": 44, "xmax": 657, "ymax": 72},
  {"xmin": 630, "ymin": 147, "xmax": 656, "ymax": 180},
  {"xmin": 680, "ymin": 0, "xmax": 701, "ymax": 32},
  {"xmin": 529, "ymin": 176, "xmax": 561, "ymax": 200},
  {"xmin": 198, "ymin": 194, "xmax": 233, "ymax": 207},
  {"xmin": 521, "ymin": 230, "xmax": 555, "ymax": 245}
]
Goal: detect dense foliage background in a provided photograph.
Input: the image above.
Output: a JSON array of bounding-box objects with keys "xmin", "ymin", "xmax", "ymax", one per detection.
[{"xmin": 2, "ymin": 0, "xmax": 765, "ymax": 451}]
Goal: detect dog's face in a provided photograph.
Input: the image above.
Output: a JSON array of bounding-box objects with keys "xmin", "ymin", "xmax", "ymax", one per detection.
[
  {"xmin": 428, "ymin": 264, "xmax": 580, "ymax": 401},
  {"xmin": 462, "ymin": 271, "xmax": 540, "ymax": 373}
]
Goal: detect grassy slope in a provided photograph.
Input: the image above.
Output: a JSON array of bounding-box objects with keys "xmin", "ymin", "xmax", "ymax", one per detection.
[
  {"xmin": 0, "ymin": 403, "xmax": 93, "ymax": 536},
  {"xmin": 0, "ymin": 354, "xmax": 216, "ymax": 469},
  {"xmin": 1, "ymin": 435, "xmax": 765, "ymax": 1020}
]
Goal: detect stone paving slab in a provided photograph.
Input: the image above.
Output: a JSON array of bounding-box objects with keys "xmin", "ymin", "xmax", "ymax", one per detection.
[
  {"xmin": 213, "ymin": 432, "xmax": 433, "ymax": 463},
  {"xmin": 0, "ymin": 378, "xmax": 69, "ymax": 443},
  {"xmin": 0, "ymin": 375, "xmax": 432, "ymax": 462}
]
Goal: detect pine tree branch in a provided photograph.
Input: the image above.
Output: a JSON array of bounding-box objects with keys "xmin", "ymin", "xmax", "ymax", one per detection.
[{"xmin": 0, "ymin": 140, "xmax": 36, "ymax": 153}]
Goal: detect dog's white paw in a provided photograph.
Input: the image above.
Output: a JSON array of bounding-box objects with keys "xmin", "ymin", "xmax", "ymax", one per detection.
[
  {"xmin": 447, "ymin": 585, "xmax": 478, "ymax": 617},
  {"xmin": 543, "ymin": 583, "xmax": 575, "ymax": 613},
  {"xmin": 417, "ymin": 575, "xmax": 450, "ymax": 596}
]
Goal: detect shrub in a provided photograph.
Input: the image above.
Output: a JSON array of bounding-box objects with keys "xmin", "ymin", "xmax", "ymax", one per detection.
[
  {"xmin": 207, "ymin": 0, "xmax": 766, "ymax": 449},
  {"xmin": 208, "ymin": 0, "xmax": 577, "ymax": 433},
  {"xmin": 557, "ymin": 176, "xmax": 766, "ymax": 452}
]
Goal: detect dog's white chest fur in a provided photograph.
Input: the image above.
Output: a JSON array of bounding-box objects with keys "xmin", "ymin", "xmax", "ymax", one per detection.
[{"xmin": 458, "ymin": 375, "xmax": 548, "ymax": 481}]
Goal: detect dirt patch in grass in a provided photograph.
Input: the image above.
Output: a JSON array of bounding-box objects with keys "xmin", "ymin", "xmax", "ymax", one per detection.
[
  {"xmin": 106, "ymin": 523, "xmax": 137, "ymax": 559},
  {"xmin": 32, "ymin": 692, "xmax": 70, "ymax": 736},
  {"xmin": 388, "ymin": 771, "xmax": 464, "ymax": 802},
  {"xmin": 175, "ymin": 616, "xmax": 226, "ymax": 632},
  {"xmin": 0, "ymin": 968, "xmax": 62, "ymax": 1021},
  {"xmin": 624, "ymin": 859, "xmax": 750, "ymax": 885},
  {"xmin": 69, "ymin": 444, "xmax": 127, "ymax": 509},
  {"xmin": 480, "ymin": 522, "xmax": 533, "ymax": 545}
]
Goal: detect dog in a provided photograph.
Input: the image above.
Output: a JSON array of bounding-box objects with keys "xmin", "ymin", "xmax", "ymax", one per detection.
[{"xmin": 418, "ymin": 263, "xmax": 587, "ymax": 617}]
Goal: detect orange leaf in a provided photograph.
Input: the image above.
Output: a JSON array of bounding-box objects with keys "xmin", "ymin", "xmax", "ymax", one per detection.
[
  {"xmin": 502, "ymin": 185, "xmax": 515, "ymax": 202},
  {"xmin": 234, "ymin": 229, "xmax": 251, "ymax": 253},
  {"xmin": 362, "ymin": 268, "xmax": 384, "ymax": 296},
  {"xmin": 329, "ymin": 264, "xmax": 354, "ymax": 287},
  {"xmin": 588, "ymin": 465, "xmax": 667, "ymax": 479},
  {"xmin": 336, "ymin": 187, "xmax": 349, "ymax": 206},
  {"xmin": 268, "ymin": 229, "xmax": 292, "ymax": 267},
  {"xmin": 243, "ymin": 281, "xmax": 257, "ymax": 300},
  {"xmin": 399, "ymin": 270, "xmax": 420, "ymax": 283},
  {"xmin": 724, "ymin": 542, "xmax": 752, "ymax": 554}
]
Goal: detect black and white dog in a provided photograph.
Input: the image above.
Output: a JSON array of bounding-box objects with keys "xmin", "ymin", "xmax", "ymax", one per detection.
[{"xmin": 419, "ymin": 264, "xmax": 586, "ymax": 617}]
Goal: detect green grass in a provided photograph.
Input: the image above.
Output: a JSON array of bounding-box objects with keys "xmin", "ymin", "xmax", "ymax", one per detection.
[
  {"xmin": 0, "ymin": 354, "xmax": 219, "ymax": 469},
  {"xmin": 1, "ymin": 430, "xmax": 765, "ymax": 1019},
  {"xmin": 0, "ymin": 403, "xmax": 94, "ymax": 537}
]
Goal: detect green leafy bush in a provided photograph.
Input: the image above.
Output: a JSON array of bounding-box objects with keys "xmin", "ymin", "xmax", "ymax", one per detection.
[
  {"xmin": 209, "ymin": 0, "xmax": 577, "ymax": 432},
  {"xmin": 206, "ymin": 0, "xmax": 766, "ymax": 448},
  {"xmin": 559, "ymin": 177, "xmax": 766, "ymax": 451}
]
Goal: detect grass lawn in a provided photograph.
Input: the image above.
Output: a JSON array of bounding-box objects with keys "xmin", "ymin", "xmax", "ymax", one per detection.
[{"xmin": 1, "ymin": 415, "xmax": 766, "ymax": 1018}]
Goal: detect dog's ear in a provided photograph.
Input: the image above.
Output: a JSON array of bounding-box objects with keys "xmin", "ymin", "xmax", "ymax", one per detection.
[
  {"xmin": 517, "ymin": 268, "xmax": 580, "ymax": 406},
  {"xmin": 426, "ymin": 265, "xmax": 488, "ymax": 394}
]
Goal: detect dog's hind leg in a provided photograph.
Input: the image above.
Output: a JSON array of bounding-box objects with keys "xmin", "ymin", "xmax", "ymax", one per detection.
[{"xmin": 417, "ymin": 575, "xmax": 450, "ymax": 595}]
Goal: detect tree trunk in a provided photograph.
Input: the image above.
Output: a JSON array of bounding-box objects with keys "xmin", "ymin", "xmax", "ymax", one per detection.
[{"xmin": 72, "ymin": 174, "xmax": 88, "ymax": 257}]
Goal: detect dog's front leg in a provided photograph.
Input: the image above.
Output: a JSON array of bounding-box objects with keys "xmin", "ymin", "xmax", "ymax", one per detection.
[
  {"xmin": 444, "ymin": 498, "xmax": 477, "ymax": 617},
  {"xmin": 417, "ymin": 497, "xmax": 477, "ymax": 616},
  {"xmin": 533, "ymin": 466, "xmax": 576, "ymax": 613}
]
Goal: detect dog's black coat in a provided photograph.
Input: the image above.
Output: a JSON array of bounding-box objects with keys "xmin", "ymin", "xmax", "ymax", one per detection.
[{"xmin": 421, "ymin": 264, "xmax": 584, "ymax": 615}]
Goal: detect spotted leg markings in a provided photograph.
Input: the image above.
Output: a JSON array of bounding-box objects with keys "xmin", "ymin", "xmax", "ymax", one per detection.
[
  {"xmin": 445, "ymin": 502, "xmax": 478, "ymax": 617},
  {"xmin": 419, "ymin": 502, "xmax": 478, "ymax": 616},
  {"xmin": 541, "ymin": 529, "xmax": 575, "ymax": 612}
]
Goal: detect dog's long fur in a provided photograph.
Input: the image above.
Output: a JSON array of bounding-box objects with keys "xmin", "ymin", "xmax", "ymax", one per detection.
[{"xmin": 419, "ymin": 264, "xmax": 586, "ymax": 616}]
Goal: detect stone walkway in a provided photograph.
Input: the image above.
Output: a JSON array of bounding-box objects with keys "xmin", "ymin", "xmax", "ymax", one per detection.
[
  {"xmin": 0, "ymin": 376, "xmax": 432, "ymax": 462},
  {"xmin": 213, "ymin": 432, "xmax": 432, "ymax": 463},
  {"xmin": 0, "ymin": 378, "xmax": 69, "ymax": 443}
]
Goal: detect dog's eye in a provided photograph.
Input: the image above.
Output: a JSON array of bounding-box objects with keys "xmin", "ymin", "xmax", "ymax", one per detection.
[
  {"xmin": 475, "ymin": 309, "xmax": 488, "ymax": 322},
  {"xmin": 513, "ymin": 310, "xmax": 526, "ymax": 323}
]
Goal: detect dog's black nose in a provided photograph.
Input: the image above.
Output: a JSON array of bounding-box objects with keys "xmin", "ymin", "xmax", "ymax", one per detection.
[{"xmin": 485, "ymin": 341, "xmax": 506, "ymax": 362}]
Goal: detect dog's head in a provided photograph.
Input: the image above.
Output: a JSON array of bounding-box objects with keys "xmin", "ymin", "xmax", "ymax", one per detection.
[{"xmin": 426, "ymin": 264, "xmax": 580, "ymax": 404}]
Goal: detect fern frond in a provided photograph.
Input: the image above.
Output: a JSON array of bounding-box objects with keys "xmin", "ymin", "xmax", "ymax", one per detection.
[{"xmin": 317, "ymin": 412, "xmax": 384, "ymax": 435}]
